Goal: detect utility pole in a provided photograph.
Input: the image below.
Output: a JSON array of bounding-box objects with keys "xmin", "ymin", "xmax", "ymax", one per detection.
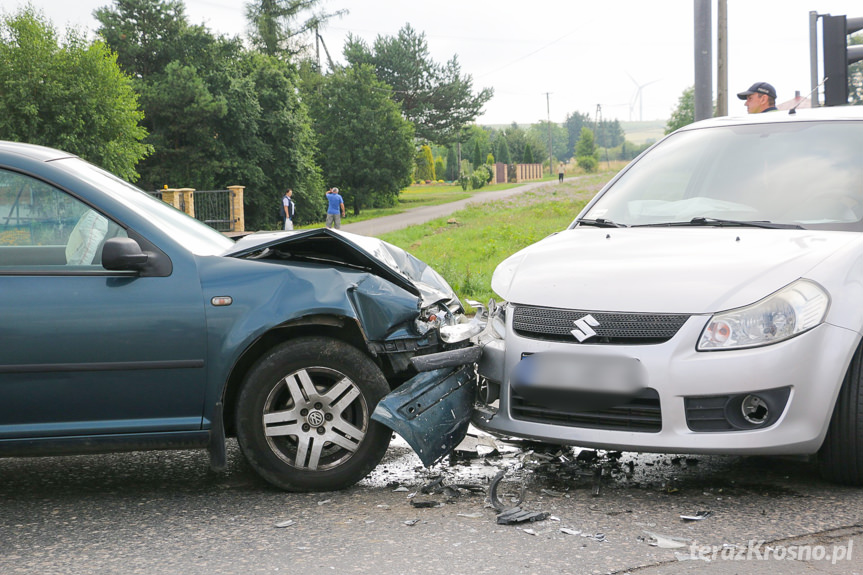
[
  {"xmin": 694, "ymin": 0, "xmax": 713, "ymax": 121},
  {"xmin": 717, "ymin": 0, "xmax": 728, "ymax": 116},
  {"xmin": 546, "ymin": 92, "xmax": 553, "ymax": 177}
]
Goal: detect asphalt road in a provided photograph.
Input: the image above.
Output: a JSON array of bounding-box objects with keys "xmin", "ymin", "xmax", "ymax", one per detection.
[
  {"xmin": 340, "ymin": 179, "xmax": 558, "ymax": 236},
  {"xmin": 2, "ymin": 437, "xmax": 862, "ymax": 575}
]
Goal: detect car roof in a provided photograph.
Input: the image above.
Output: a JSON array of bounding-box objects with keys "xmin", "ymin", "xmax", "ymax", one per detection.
[
  {"xmin": 0, "ymin": 140, "xmax": 76, "ymax": 162},
  {"xmin": 678, "ymin": 105, "xmax": 863, "ymax": 133}
]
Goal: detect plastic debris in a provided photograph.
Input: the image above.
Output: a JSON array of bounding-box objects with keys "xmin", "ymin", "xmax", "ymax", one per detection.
[
  {"xmin": 403, "ymin": 519, "xmax": 420, "ymax": 526},
  {"xmin": 410, "ymin": 500, "xmax": 442, "ymax": 508},
  {"xmin": 643, "ymin": 531, "xmax": 691, "ymax": 549},
  {"xmin": 317, "ymin": 499, "xmax": 332, "ymax": 506},
  {"xmin": 488, "ymin": 469, "xmax": 526, "ymax": 511},
  {"xmin": 522, "ymin": 528, "xmax": 537, "ymax": 535},
  {"xmin": 680, "ymin": 511, "xmax": 713, "ymax": 521},
  {"xmin": 393, "ymin": 486, "xmax": 409, "ymax": 492},
  {"xmin": 495, "ymin": 507, "xmax": 550, "ymax": 525},
  {"xmin": 457, "ymin": 512, "xmax": 484, "ymax": 519},
  {"xmin": 274, "ymin": 520, "xmax": 295, "ymax": 528}
]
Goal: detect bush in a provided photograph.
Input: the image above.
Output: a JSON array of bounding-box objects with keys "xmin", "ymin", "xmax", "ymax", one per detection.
[{"xmin": 577, "ymin": 155, "xmax": 598, "ymax": 173}]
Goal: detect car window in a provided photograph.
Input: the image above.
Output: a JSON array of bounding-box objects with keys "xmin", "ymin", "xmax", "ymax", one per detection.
[
  {"xmin": 582, "ymin": 121, "xmax": 863, "ymax": 230},
  {"xmin": 0, "ymin": 169, "xmax": 125, "ymax": 269}
]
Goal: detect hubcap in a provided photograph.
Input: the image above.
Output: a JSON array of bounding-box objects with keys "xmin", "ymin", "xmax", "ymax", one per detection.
[{"xmin": 261, "ymin": 367, "xmax": 369, "ymax": 472}]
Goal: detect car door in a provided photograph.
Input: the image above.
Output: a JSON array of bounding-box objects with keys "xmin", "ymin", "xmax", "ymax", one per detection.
[{"xmin": 0, "ymin": 169, "xmax": 208, "ymax": 439}]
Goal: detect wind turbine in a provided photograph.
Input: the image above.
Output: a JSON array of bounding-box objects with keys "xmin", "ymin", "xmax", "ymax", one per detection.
[{"xmin": 627, "ymin": 73, "xmax": 660, "ymax": 122}]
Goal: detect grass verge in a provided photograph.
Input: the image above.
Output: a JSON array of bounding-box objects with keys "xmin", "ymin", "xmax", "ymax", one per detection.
[{"xmin": 380, "ymin": 171, "xmax": 617, "ymax": 305}]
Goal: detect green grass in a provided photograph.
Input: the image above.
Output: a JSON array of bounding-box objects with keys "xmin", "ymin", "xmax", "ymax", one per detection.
[
  {"xmin": 379, "ymin": 171, "xmax": 617, "ymax": 305},
  {"xmin": 296, "ymin": 180, "xmax": 537, "ymax": 228}
]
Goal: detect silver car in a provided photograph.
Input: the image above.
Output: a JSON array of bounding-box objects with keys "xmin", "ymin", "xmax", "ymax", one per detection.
[{"xmin": 474, "ymin": 106, "xmax": 863, "ymax": 485}]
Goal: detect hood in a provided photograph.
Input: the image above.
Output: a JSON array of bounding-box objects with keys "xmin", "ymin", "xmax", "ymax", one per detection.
[
  {"xmin": 225, "ymin": 228, "xmax": 459, "ymax": 309},
  {"xmin": 492, "ymin": 228, "xmax": 857, "ymax": 313}
]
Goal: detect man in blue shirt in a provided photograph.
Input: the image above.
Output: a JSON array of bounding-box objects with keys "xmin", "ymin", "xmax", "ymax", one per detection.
[{"xmin": 326, "ymin": 187, "xmax": 346, "ymax": 229}]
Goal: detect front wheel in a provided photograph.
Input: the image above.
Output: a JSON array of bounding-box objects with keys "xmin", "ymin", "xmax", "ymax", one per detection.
[
  {"xmin": 236, "ymin": 337, "xmax": 392, "ymax": 491},
  {"xmin": 818, "ymin": 343, "xmax": 863, "ymax": 485}
]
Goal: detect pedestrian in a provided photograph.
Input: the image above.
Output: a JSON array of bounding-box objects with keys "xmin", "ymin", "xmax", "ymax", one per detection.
[
  {"xmin": 558, "ymin": 163, "xmax": 565, "ymax": 183},
  {"xmin": 281, "ymin": 189, "xmax": 296, "ymax": 230},
  {"xmin": 325, "ymin": 187, "xmax": 346, "ymax": 229},
  {"xmin": 737, "ymin": 82, "xmax": 778, "ymax": 114}
]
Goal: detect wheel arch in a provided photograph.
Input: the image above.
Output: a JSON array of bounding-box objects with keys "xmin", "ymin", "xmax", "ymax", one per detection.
[{"xmin": 220, "ymin": 315, "xmax": 370, "ymax": 437}]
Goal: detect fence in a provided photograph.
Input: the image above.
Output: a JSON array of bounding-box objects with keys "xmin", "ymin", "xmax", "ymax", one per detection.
[
  {"xmin": 492, "ymin": 163, "xmax": 544, "ymax": 184},
  {"xmin": 151, "ymin": 186, "xmax": 245, "ymax": 233}
]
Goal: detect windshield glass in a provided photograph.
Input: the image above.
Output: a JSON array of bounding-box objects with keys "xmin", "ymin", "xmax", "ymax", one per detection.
[
  {"xmin": 580, "ymin": 121, "xmax": 863, "ymax": 231},
  {"xmin": 54, "ymin": 157, "xmax": 235, "ymax": 255}
]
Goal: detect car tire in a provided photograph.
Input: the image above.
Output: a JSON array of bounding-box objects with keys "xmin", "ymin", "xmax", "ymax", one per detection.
[
  {"xmin": 236, "ymin": 337, "xmax": 392, "ymax": 491},
  {"xmin": 818, "ymin": 343, "xmax": 863, "ymax": 486}
]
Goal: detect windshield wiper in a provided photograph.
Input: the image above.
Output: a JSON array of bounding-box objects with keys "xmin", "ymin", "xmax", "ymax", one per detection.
[
  {"xmin": 578, "ymin": 218, "xmax": 628, "ymax": 228},
  {"xmin": 634, "ymin": 217, "xmax": 803, "ymax": 230}
]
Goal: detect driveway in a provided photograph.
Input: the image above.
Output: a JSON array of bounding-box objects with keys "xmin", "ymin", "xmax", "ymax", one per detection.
[{"xmin": 341, "ymin": 179, "xmax": 559, "ymax": 236}]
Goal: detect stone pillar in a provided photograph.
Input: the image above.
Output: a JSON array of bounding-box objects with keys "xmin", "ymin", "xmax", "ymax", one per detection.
[
  {"xmin": 227, "ymin": 185, "xmax": 245, "ymax": 233},
  {"xmin": 177, "ymin": 188, "xmax": 195, "ymax": 218},
  {"xmin": 160, "ymin": 188, "xmax": 181, "ymax": 210}
]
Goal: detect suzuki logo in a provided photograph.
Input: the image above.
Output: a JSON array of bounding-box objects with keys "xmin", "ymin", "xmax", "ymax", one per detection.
[{"xmin": 571, "ymin": 314, "xmax": 599, "ymax": 342}]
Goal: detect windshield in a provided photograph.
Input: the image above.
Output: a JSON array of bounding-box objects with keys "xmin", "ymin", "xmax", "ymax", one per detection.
[
  {"xmin": 54, "ymin": 157, "xmax": 235, "ymax": 255},
  {"xmin": 580, "ymin": 121, "xmax": 863, "ymax": 231}
]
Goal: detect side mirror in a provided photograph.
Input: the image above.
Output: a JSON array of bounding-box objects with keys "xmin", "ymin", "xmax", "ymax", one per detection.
[{"xmin": 102, "ymin": 237, "xmax": 149, "ymax": 271}]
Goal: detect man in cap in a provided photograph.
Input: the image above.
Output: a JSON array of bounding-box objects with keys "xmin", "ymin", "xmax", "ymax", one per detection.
[
  {"xmin": 325, "ymin": 187, "xmax": 346, "ymax": 229},
  {"xmin": 737, "ymin": 82, "xmax": 778, "ymax": 114}
]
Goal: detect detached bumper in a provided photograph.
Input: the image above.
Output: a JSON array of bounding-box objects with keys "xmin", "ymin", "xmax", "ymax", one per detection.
[{"xmin": 372, "ymin": 364, "xmax": 476, "ymax": 467}]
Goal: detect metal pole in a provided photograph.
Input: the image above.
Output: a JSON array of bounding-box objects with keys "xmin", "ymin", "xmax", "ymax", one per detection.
[
  {"xmin": 694, "ymin": 0, "xmax": 713, "ymax": 121},
  {"xmin": 717, "ymin": 0, "xmax": 728, "ymax": 116},
  {"xmin": 546, "ymin": 93, "xmax": 553, "ymax": 176},
  {"xmin": 809, "ymin": 11, "xmax": 820, "ymax": 107}
]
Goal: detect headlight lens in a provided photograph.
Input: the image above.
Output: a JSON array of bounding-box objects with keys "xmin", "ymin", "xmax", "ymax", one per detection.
[{"xmin": 697, "ymin": 279, "xmax": 829, "ymax": 351}]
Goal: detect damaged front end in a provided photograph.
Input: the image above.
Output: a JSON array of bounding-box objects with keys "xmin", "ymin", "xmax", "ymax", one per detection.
[{"xmin": 372, "ymin": 300, "xmax": 507, "ymax": 467}]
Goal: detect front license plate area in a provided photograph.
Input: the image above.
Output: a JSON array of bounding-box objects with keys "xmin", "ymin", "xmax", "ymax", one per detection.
[{"xmin": 510, "ymin": 353, "xmax": 646, "ymax": 411}]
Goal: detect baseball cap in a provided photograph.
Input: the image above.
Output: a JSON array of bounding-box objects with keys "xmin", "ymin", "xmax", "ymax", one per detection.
[{"xmin": 737, "ymin": 82, "xmax": 776, "ymax": 100}]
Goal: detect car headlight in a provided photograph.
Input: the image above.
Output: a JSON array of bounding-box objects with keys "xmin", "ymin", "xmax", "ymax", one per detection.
[
  {"xmin": 697, "ymin": 279, "xmax": 829, "ymax": 351},
  {"xmin": 490, "ymin": 252, "xmax": 527, "ymax": 301}
]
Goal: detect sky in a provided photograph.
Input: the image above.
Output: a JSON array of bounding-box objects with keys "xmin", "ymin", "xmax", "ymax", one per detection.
[{"xmin": 9, "ymin": 0, "xmax": 863, "ymax": 125}]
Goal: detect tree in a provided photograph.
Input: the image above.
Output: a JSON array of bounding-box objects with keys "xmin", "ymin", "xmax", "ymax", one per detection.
[
  {"xmin": 523, "ymin": 145, "xmax": 534, "ymax": 163},
  {"xmin": 308, "ymin": 64, "xmax": 414, "ymax": 215},
  {"xmin": 445, "ymin": 146, "xmax": 458, "ymax": 181},
  {"xmin": 244, "ymin": 0, "xmax": 346, "ymax": 59},
  {"xmin": 471, "ymin": 140, "xmax": 482, "ymax": 169},
  {"xmin": 0, "ymin": 7, "xmax": 151, "ymax": 180},
  {"xmin": 665, "ymin": 86, "xmax": 695, "ymax": 134},
  {"xmin": 495, "ymin": 136, "xmax": 512, "ymax": 164},
  {"xmin": 565, "ymin": 111, "xmax": 590, "ymax": 159},
  {"xmin": 344, "ymin": 25, "xmax": 493, "ymax": 145},
  {"xmin": 527, "ymin": 120, "xmax": 569, "ymax": 163},
  {"xmin": 94, "ymin": 0, "xmax": 188, "ymax": 79},
  {"xmin": 415, "ymin": 144, "xmax": 435, "ymax": 181},
  {"xmin": 595, "ymin": 118, "xmax": 625, "ymax": 148},
  {"xmin": 575, "ymin": 127, "xmax": 598, "ymax": 173},
  {"xmin": 96, "ymin": 0, "xmax": 324, "ymax": 228}
]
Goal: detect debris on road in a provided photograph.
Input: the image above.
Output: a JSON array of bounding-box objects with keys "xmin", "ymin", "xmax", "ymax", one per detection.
[
  {"xmin": 488, "ymin": 469, "xmax": 526, "ymax": 511},
  {"xmin": 274, "ymin": 520, "xmax": 295, "ymax": 528},
  {"xmin": 496, "ymin": 507, "xmax": 551, "ymax": 525},
  {"xmin": 642, "ymin": 531, "xmax": 691, "ymax": 549},
  {"xmin": 680, "ymin": 511, "xmax": 713, "ymax": 522},
  {"xmin": 403, "ymin": 519, "xmax": 420, "ymax": 526}
]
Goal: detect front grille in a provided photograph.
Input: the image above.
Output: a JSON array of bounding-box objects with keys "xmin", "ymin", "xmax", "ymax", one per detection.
[
  {"xmin": 510, "ymin": 388, "xmax": 662, "ymax": 432},
  {"xmin": 512, "ymin": 305, "xmax": 689, "ymax": 345}
]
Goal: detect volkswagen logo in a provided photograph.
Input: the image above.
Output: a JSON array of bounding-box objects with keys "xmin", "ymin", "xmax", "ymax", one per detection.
[{"xmin": 307, "ymin": 410, "xmax": 325, "ymax": 427}]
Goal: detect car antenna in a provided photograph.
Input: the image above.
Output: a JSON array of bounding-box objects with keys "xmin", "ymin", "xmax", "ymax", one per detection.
[{"xmin": 789, "ymin": 78, "xmax": 827, "ymax": 115}]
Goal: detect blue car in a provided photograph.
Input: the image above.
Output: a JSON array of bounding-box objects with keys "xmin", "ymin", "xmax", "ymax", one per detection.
[{"xmin": 0, "ymin": 141, "xmax": 474, "ymax": 491}]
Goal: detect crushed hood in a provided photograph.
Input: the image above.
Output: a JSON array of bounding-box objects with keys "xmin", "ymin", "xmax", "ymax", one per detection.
[
  {"xmin": 225, "ymin": 228, "xmax": 459, "ymax": 308},
  {"xmin": 492, "ymin": 228, "xmax": 857, "ymax": 313}
]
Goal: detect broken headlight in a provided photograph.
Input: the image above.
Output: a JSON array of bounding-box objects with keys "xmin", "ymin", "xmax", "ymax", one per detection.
[{"xmin": 697, "ymin": 279, "xmax": 829, "ymax": 351}]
